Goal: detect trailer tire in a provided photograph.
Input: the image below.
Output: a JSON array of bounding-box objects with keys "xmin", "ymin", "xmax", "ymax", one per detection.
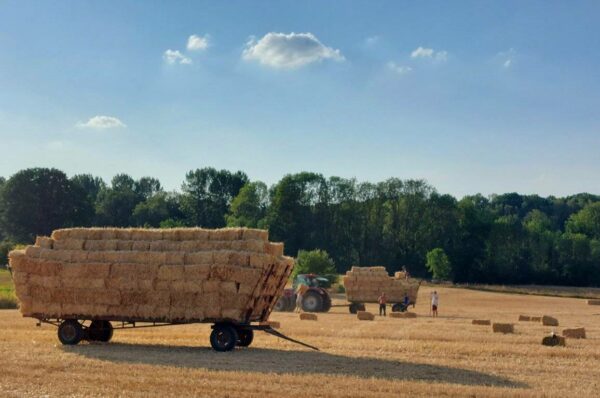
[
  {"xmin": 274, "ymin": 296, "xmax": 289, "ymax": 312},
  {"xmin": 237, "ymin": 329, "xmax": 254, "ymax": 347},
  {"xmin": 210, "ymin": 324, "xmax": 238, "ymax": 352},
  {"xmin": 349, "ymin": 303, "xmax": 365, "ymax": 314},
  {"xmin": 88, "ymin": 320, "xmax": 113, "ymax": 342},
  {"xmin": 58, "ymin": 319, "xmax": 84, "ymax": 345}
]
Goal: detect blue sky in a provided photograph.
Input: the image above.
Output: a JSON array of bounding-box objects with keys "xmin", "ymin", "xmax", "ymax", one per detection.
[{"xmin": 1, "ymin": 1, "xmax": 599, "ymax": 198}]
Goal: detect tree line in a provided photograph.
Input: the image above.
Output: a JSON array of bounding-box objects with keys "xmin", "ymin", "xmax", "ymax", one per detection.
[{"xmin": 1, "ymin": 167, "xmax": 599, "ymax": 286}]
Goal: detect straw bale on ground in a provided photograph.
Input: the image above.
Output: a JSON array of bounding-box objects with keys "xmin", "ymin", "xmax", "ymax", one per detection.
[
  {"xmin": 492, "ymin": 323, "xmax": 514, "ymax": 333},
  {"xmin": 472, "ymin": 319, "xmax": 491, "ymax": 325},
  {"xmin": 541, "ymin": 315, "xmax": 559, "ymax": 326},
  {"xmin": 300, "ymin": 313, "xmax": 318, "ymax": 321},
  {"xmin": 562, "ymin": 328, "xmax": 586, "ymax": 339}
]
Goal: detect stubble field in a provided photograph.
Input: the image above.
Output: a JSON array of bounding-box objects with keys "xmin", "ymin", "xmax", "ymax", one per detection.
[{"xmin": 1, "ymin": 285, "xmax": 599, "ymax": 397}]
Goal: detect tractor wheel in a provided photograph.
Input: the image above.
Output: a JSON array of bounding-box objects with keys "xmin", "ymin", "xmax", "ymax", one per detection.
[
  {"xmin": 236, "ymin": 329, "xmax": 254, "ymax": 347},
  {"xmin": 274, "ymin": 297, "xmax": 289, "ymax": 312},
  {"xmin": 58, "ymin": 319, "xmax": 84, "ymax": 345},
  {"xmin": 286, "ymin": 294, "xmax": 298, "ymax": 311},
  {"xmin": 321, "ymin": 295, "xmax": 332, "ymax": 313},
  {"xmin": 301, "ymin": 290, "xmax": 323, "ymax": 312},
  {"xmin": 88, "ymin": 320, "xmax": 113, "ymax": 342},
  {"xmin": 210, "ymin": 324, "xmax": 238, "ymax": 352}
]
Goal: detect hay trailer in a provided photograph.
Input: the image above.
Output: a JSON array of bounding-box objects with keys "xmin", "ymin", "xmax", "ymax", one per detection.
[{"xmin": 8, "ymin": 227, "xmax": 318, "ymax": 352}]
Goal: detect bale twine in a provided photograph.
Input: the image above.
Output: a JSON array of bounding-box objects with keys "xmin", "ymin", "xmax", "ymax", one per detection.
[
  {"xmin": 472, "ymin": 319, "xmax": 491, "ymax": 325},
  {"xmin": 541, "ymin": 315, "xmax": 559, "ymax": 326},
  {"xmin": 492, "ymin": 323, "xmax": 514, "ymax": 334},
  {"xmin": 357, "ymin": 311, "xmax": 375, "ymax": 321},
  {"xmin": 562, "ymin": 327, "xmax": 586, "ymax": 339}
]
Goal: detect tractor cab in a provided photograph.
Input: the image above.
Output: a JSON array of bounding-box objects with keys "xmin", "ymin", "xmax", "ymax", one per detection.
[{"xmin": 293, "ymin": 274, "xmax": 331, "ymax": 290}]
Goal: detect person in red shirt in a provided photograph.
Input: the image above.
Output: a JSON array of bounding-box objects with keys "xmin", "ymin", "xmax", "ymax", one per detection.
[{"xmin": 378, "ymin": 292, "xmax": 387, "ymax": 316}]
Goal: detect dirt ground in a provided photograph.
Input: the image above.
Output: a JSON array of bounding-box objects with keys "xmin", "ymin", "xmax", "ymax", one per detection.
[{"xmin": 1, "ymin": 285, "xmax": 599, "ymax": 397}]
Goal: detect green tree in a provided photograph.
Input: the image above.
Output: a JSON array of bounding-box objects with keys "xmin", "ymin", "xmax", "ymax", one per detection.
[
  {"xmin": 180, "ymin": 168, "xmax": 248, "ymax": 228},
  {"xmin": 566, "ymin": 202, "xmax": 600, "ymax": 239},
  {"xmin": 70, "ymin": 174, "xmax": 106, "ymax": 226},
  {"xmin": 292, "ymin": 249, "xmax": 336, "ymax": 280},
  {"xmin": 132, "ymin": 192, "xmax": 182, "ymax": 227},
  {"xmin": 0, "ymin": 168, "xmax": 78, "ymax": 242},
  {"xmin": 426, "ymin": 248, "xmax": 451, "ymax": 280},
  {"xmin": 226, "ymin": 181, "xmax": 269, "ymax": 228}
]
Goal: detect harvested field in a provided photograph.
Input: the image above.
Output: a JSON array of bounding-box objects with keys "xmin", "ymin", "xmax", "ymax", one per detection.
[{"xmin": 1, "ymin": 286, "xmax": 600, "ymax": 397}]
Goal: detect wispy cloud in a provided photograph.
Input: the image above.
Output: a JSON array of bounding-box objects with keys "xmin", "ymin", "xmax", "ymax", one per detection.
[
  {"xmin": 411, "ymin": 46, "xmax": 448, "ymax": 62},
  {"xmin": 387, "ymin": 62, "xmax": 412, "ymax": 75},
  {"xmin": 187, "ymin": 34, "xmax": 209, "ymax": 51},
  {"xmin": 497, "ymin": 48, "xmax": 516, "ymax": 68},
  {"xmin": 242, "ymin": 32, "xmax": 344, "ymax": 69},
  {"xmin": 364, "ymin": 35, "xmax": 380, "ymax": 46},
  {"xmin": 163, "ymin": 49, "xmax": 192, "ymax": 65},
  {"xmin": 77, "ymin": 115, "xmax": 126, "ymax": 130}
]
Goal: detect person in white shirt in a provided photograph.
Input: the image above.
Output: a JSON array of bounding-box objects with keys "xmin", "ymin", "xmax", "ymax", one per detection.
[{"xmin": 431, "ymin": 291, "xmax": 439, "ymax": 317}]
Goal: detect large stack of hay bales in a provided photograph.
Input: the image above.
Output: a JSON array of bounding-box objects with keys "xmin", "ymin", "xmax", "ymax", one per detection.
[
  {"xmin": 8, "ymin": 228, "xmax": 294, "ymax": 324},
  {"xmin": 342, "ymin": 266, "xmax": 420, "ymax": 303}
]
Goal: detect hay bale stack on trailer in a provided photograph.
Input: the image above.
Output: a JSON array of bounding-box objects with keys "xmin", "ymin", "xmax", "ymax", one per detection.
[
  {"xmin": 8, "ymin": 227, "xmax": 298, "ymax": 351},
  {"xmin": 342, "ymin": 266, "xmax": 420, "ymax": 313}
]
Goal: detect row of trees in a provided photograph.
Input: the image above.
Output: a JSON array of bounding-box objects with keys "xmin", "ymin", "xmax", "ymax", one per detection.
[{"xmin": 1, "ymin": 167, "xmax": 599, "ymax": 286}]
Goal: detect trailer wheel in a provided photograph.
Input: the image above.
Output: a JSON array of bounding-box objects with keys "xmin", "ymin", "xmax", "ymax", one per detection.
[
  {"xmin": 274, "ymin": 297, "xmax": 289, "ymax": 312},
  {"xmin": 210, "ymin": 324, "xmax": 238, "ymax": 352},
  {"xmin": 349, "ymin": 303, "xmax": 365, "ymax": 314},
  {"xmin": 301, "ymin": 290, "xmax": 323, "ymax": 312},
  {"xmin": 236, "ymin": 329, "xmax": 254, "ymax": 347},
  {"xmin": 58, "ymin": 319, "xmax": 84, "ymax": 345},
  {"xmin": 88, "ymin": 320, "xmax": 113, "ymax": 342}
]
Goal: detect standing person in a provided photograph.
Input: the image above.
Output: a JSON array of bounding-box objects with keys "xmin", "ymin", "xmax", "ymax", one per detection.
[
  {"xmin": 431, "ymin": 291, "xmax": 439, "ymax": 317},
  {"xmin": 378, "ymin": 292, "xmax": 387, "ymax": 316},
  {"xmin": 403, "ymin": 293, "xmax": 410, "ymax": 311},
  {"xmin": 295, "ymin": 286, "xmax": 304, "ymax": 313}
]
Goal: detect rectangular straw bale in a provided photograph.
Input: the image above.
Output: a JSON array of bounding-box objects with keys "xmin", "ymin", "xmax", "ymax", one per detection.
[
  {"xmin": 472, "ymin": 319, "xmax": 491, "ymax": 325},
  {"xmin": 242, "ymin": 228, "xmax": 268, "ymax": 241},
  {"xmin": 219, "ymin": 281, "xmax": 238, "ymax": 295},
  {"xmin": 492, "ymin": 323, "xmax": 514, "ymax": 333},
  {"xmin": 40, "ymin": 249, "xmax": 72, "ymax": 262},
  {"xmin": 25, "ymin": 245, "xmax": 42, "ymax": 258},
  {"xmin": 530, "ymin": 316, "xmax": 542, "ymax": 322},
  {"xmin": 588, "ymin": 299, "xmax": 600, "ymax": 305},
  {"xmin": 115, "ymin": 229, "xmax": 132, "ymax": 240},
  {"xmin": 209, "ymin": 265, "xmax": 233, "ymax": 281},
  {"xmin": 137, "ymin": 279, "xmax": 154, "ymax": 290},
  {"xmin": 390, "ymin": 312, "xmax": 417, "ymax": 318},
  {"xmin": 11, "ymin": 270, "xmax": 29, "ymax": 286},
  {"xmin": 53, "ymin": 239, "xmax": 85, "ymax": 251},
  {"xmin": 170, "ymin": 291, "xmax": 197, "ymax": 308},
  {"xmin": 202, "ymin": 280, "xmax": 221, "ymax": 293},
  {"xmin": 222, "ymin": 309, "xmax": 243, "ymax": 320},
  {"xmin": 357, "ymin": 311, "xmax": 375, "ymax": 321},
  {"xmin": 259, "ymin": 321, "xmax": 280, "ymax": 329},
  {"xmin": 172, "ymin": 280, "xmax": 202, "ymax": 292},
  {"xmin": 562, "ymin": 328, "xmax": 586, "ymax": 339},
  {"xmin": 34, "ymin": 259, "xmax": 63, "ymax": 276},
  {"xmin": 148, "ymin": 241, "xmax": 165, "ymax": 251},
  {"xmin": 157, "ymin": 264, "xmax": 185, "ymax": 280},
  {"xmin": 61, "ymin": 277, "xmax": 105, "ymax": 289},
  {"xmin": 265, "ymin": 242, "xmax": 284, "ymax": 257},
  {"xmin": 109, "ymin": 263, "xmax": 157, "ymax": 279},
  {"xmin": 84, "ymin": 240, "xmax": 116, "ymax": 251},
  {"xmin": 100, "ymin": 229, "xmax": 117, "ymax": 240},
  {"xmin": 231, "ymin": 267, "xmax": 262, "ymax": 285},
  {"xmin": 185, "ymin": 251, "xmax": 213, "ymax": 265},
  {"xmin": 30, "ymin": 302, "xmax": 61, "ymax": 316},
  {"xmin": 106, "ymin": 277, "xmax": 138, "ymax": 290},
  {"xmin": 146, "ymin": 290, "xmax": 170, "ymax": 306},
  {"xmin": 210, "ymin": 228, "xmax": 242, "ymax": 241},
  {"xmin": 299, "ymin": 313, "xmax": 318, "ymax": 321},
  {"xmin": 85, "ymin": 251, "xmax": 104, "ymax": 262},
  {"xmin": 541, "ymin": 315, "xmax": 559, "ymax": 326},
  {"xmin": 518, "ymin": 315, "xmax": 531, "ymax": 322},
  {"xmin": 121, "ymin": 291, "xmax": 150, "ymax": 306},
  {"xmin": 63, "ymin": 263, "xmax": 111, "ymax": 279},
  {"xmin": 184, "ymin": 264, "xmax": 211, "ymax": 280},
  {"xmin": 134, "ymin": 304, "xmax": 156, "ymax": 319},
  {"xmin": 185, "ymin": 308, "xmax": 204, "ymax": 321},
  {"xmin": 230, "ymin": 239, "xmax": 264, "ymax": 253},
  {"xmin": 115, "ymin": 240, "xmax": 133, "ymax": 251},
  {"xmin": 132, "ymin": 241, "xmax": 150, "ymax": 251},
  {"xmin": 50, "ymin": 228, "xmax": 78, "ymax": 240},
  {"xmin": 165, "ymin": 252, "xmax": 185, "ymax": 265},
  {"xmin": 35, "ymin": 236, "xmax": 54, "ymax": 249},
  {"xmin": 249, "ymin": 253, "xmax": 268, "ymax": 269}
]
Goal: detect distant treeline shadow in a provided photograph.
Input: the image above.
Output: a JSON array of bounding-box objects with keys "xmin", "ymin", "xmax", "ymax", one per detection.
[{"xmin": 64, "ymin": 342, "xmax": 526, "ymax": 389}]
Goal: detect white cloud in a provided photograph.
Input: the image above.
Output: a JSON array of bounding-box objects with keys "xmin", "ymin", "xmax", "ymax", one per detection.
[
  {"xmin": 411, "ymin": 47, "xmax": 434, "ymax": 58},
  {"xmin": 77, "ymin": 115, "xmax": 126, "ymax": 130},
  {"xmin": 498, "ymin": 48, "xmax": 516, "ymax": 68},
  {"xmin": 187, "ymin": 34, "xmax": 209, "ymax": 51},
  {"xmin": 387, "ymin": 62, "xmax": 412, "ymax": 75},
  {"xmin": 365, "ymin": 35, "xmax": 380, "ymax": 46},
  {"xmin": 411, "ymin": 46, "xmax": 448, "ymax": 62},
  {"xmin": 163, "ymin": 49, "xmax": 192, "ymax": 65},
  {"xmin": 242, "ymin": 32, "xmax": 344, "ymax": 69}
]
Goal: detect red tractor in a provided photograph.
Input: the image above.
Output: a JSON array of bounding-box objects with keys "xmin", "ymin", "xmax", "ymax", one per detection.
[{"xmin": 274, "ymin": 274, "xmax": 332, "ymax": 313}]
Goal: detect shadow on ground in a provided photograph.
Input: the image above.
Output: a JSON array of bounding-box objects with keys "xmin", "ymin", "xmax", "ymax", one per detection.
[{"xmin": 64, "ymin": 342, "xmax": 526, "ymax": 388}]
